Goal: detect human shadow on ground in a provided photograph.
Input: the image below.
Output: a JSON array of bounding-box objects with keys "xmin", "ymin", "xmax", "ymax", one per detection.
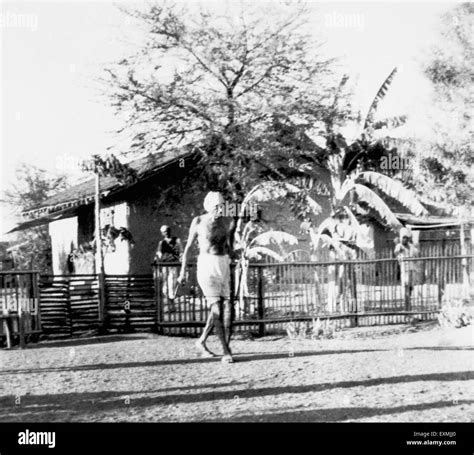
[
  {"xmin": 202, "ymin": 399, "xmax": 474, "ymax": 422},
  {"xmin": 2, "ymin": 344, "xmax": 473, "ymax": 376},
  {"xmin": 23, "ymin": 334, "xmax": 153, "ymax": 349},
  {"xmin": 1, "ymin": 370, "xmax": 472, "ymax": 421},
  {"xmin": 0, "ymin": 348, "xmax": 383, "ymax": 375},
  {"xmin": 406, "ymin": 346, "xmax": 474, "ymax": 351}
]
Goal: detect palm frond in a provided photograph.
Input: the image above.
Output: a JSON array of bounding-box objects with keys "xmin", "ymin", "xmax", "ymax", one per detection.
[
  {"xmin": 373, "ymin": 115, "xmax": 407, "ymax": 130},
  {"xmin": 352, "ymin": 183, "xmax": 402, "ymax": 229},
  {"xmin": 326, "ymin": 74, "xmax": 350, "ymax": 133},
  {"xmin": 236, "ymin": 181, "xmax": 322, "ymax": 239},
  {"xmin": 305, "ymin": 194, "xmax": 323, "ymax": 215},
  {"xmin": 251, "ymin": 231, "xmax": 298, "ymax": 247},
  {"xmin": 309, "ymin": 231, "xmax": 353, "ymax": 258},
  {"xmin": 313, "ymin": 208, "xmax": 372, "ymax": 254},
  {"xmin": 343, "ymin": 206, "xmax": 360, "ymax": 229},
  {"xmin": 314, "ymin": 216, "xmax": 361, "ymax": 248},
  {"xmin": 338, "ymin": 177, "xmax": 355, "ymax": 203},
  {"xmin": 332, "ymin": 74, "xmax": 350, "ymax": 110},
  {"xmin": 311, "ymin": 219, "xmax": 337, "ymax": 251},
  {"xmin": 363, "ymin": 67, "xmax": 398, "ymax": 130},
  {"xmin": 243, "ymin": 181, "xmax": 300, "ymax": 205},
  {"xmin": 246, "ymin": 246, "xmax": 284, "ymax": 262},
  {"xmin": 241, "ymin": 221, "xmax": 257, "ymax": 245},
  {"xmin": 316, "ymin": 218, "xmax": 339, "ymax": 236},
  {"xmin": 343, "ymin": 207, "xmax": 373, "ymax": 251},
  {"xmin": 358, "ymin": 171, "xmax": 429, "ymax": 217}
]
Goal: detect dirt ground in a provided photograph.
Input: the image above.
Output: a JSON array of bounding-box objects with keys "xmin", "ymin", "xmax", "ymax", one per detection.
[{"xmin": 0, "ymin": 322, "xmax": 473, "ymax": 422}]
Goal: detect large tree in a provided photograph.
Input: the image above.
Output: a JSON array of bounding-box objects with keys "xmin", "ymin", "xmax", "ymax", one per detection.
[
  {"xmin": 103, "ymin": 1, "xmax": 338, "ymax": 199},
  {"xmin": 1, "ymin": 164, "xmax": 69, "ymax": 273},
  {"xmin": 413, "ymin": 3, "xmax": 473, "ymax": 211}
]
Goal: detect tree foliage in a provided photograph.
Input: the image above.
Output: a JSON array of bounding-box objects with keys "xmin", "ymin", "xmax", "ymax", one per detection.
[
  {"xmin": 298, "ymin": 69, "xmax": 428, "ymax": 258},
  {"xmin": 103, "ymin": 1, "xmax": 337, "ymax": 199},
  {"xmin": 2, "ymin": 164, "xmax": 68, "ymax": 212},
  {"xmin": 81, "ymin": 154, "xmax": 138, "ymax": 185},
  {"xmin": 415, "ymin": 3, "xmax": 474, "ymax": 210},
  {"xmin": 1, "ymin": 164, "xmax": 69, "ymax": 272}
]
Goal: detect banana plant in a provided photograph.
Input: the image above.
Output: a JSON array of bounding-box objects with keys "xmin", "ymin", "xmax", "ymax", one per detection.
[
  {"xmin": 310, "ymin": 161, "xmax": 429, "ymax": 258},
  {"xmin": 306, "ymin": 67, "xmax": 429, "ymax": 259},
  {"xmin": 298, "ymin": 67, "xmax": 431, "ymax": 312},
  {"xmin": 233, "ymin": 181, "xmax": 321, "ymax": 316}
]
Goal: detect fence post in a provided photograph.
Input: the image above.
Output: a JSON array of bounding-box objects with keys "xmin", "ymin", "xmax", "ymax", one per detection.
[
  {"xmin": 349, "ymin": 263, "xmax": 358, "ymax": 327},
  {"xmin": 437, "ymin": 258, "xmax": 445, "ymax": 307},
  {"xmin": 18, "ymin": 304, "xmax": 25, "ymax": 349},
  {"xmin": 33, "ymin": 272, "xmax": 42, "ymax": 334},
  {"xmin": 257, "ymin": 267, "xmax": 265, "ymax": 337},
  {"xmin": 2, "ymin": 311, "xmax": 12, "ymax": 349},
  {"xmin": 460, "ymin": 223, "xmax": 470, "ymax": 299},
  {"xmin": 229, "ymin": 262, "xmax": 235, "ymax": 339},
  {"xmin": 98, "ymin": 272, "xmax": 107, "ymax": 334},
  {"xmin": 66, "ymin": 276, "xmax": 73, "ymax": 337},
  {"xmin": 154, "ymin": 264, "xmax": 163, "ymax": 335},
  {"xmin": 403, "ymin": 259, "xmax": 411, "ymax": 312}
]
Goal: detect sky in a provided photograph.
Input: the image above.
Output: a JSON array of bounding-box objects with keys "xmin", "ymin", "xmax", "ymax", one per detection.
[{"xmin": 0, "ymin": 1, "xmax": 454, "ymax": 239}]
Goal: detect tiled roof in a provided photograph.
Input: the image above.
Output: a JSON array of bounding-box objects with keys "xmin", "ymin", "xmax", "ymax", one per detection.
[{"xmin": 23, "ymin": 149, "xmax": 193, "ymax": 217}]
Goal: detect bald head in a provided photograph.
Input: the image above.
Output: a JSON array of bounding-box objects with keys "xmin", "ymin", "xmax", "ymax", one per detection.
[
  {"xmin": 400, "ymin": 227, "xmax": 412, "ymax": 245},
  {"xmin": 160, "ymin": 225, "xmax": 171, "ymax": 237},
  {"xmin": 203, "ymin": 191, "xmax": 224, "ymax": 215}
]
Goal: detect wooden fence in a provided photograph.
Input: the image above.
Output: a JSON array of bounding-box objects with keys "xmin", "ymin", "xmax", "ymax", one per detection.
[
  {"xmin": 288, "ymin": 242, "xmax": 472, "ymax": 262},
  {"xmin": 154, "ymin": 255, "xmax": 473, "ymax": 336},
  {"xmin": 0, "ymin": 271, "xmax": 41, "ymax": 346},
  {"xmin": 1, "ymin": 255, "xmax": 472, "ymax": 343},
  {"xmin": 39, "ymin": 274, "xmax": 100, "ymax": 338},
  {"xmin": 38, "ymin": 274, "xmax": 157, "ymax": 338},
  {"xmin": 105, "ymin": 275, "xmax": 156, "ymax": 333}
]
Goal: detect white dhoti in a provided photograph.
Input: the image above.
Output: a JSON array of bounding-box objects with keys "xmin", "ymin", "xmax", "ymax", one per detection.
[
  {"xmin": 197, "ymin": 254, "xmax": 230, "ymax": 301},
  {"xmin": 162, "ymin": 266, "xmax": 178, "ymax": 300}
]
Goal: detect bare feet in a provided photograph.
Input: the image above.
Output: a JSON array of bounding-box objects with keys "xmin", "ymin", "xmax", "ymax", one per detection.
[
  {"xmin": 195, "ymin": 340, "xmax": 216, "ymax": 358},
  {"xmin": 221, "ymin": 354, "xmax": 234, "ymax": 364}
]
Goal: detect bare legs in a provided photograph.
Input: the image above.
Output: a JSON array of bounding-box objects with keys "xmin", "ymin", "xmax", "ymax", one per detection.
[
  {"xmin": 195, "ymin": 310, "xmax": 216, "ymax": 357},
  {"xmin": 223, "ymin": 298, "xmax": 233, "ymax": 346},
  {"xmin": 196, "ymin": 298, "xmax": 233, "ymax": 362}
]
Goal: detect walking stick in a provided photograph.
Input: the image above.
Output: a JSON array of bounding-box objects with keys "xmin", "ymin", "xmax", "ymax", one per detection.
[
  {"xmin": 172, "ymin": 282, "xmax": 181, "ymax": 300},
  {"xmin": 233, "ymin": 258, "xmax": 243, "ymax": 301}
]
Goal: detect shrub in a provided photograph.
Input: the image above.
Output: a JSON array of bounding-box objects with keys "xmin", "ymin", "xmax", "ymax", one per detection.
[
  {"xmin": 286, "ymin": 318, "xmax": 338, "ymax": 340},
  {"xmin": 437, "ymin": 298, "xmax": 472, "ymax": 328}
]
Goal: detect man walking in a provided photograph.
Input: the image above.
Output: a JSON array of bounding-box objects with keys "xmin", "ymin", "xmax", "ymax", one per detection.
[{"xmin": 178, "ymin": 192, "xmax": 235, "ymax": 363}]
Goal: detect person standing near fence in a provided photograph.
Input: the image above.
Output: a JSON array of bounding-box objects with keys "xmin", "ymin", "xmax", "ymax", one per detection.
[
  {"xmin": 155, "ymin": 225, "xmax": 182, "ymax": 310},
  {"xmin": 177, "ymin": 191, "xmax": 235, "ymax": 364},
  {"xmin": 394, "ymin": 227, "xmax": 419, "ymax": 310}
]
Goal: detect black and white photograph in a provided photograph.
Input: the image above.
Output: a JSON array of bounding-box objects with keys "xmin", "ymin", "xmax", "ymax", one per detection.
[{"xmin": 0, "ymin": 0, "xmax": 473, "ymax": 446}]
